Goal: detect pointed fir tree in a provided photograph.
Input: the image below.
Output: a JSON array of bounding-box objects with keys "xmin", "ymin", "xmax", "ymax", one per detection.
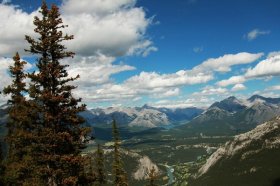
[
  {"xmin": 3, "ymin": 53, "xmax": 27, "ymax": 154},
  {"xmin": 94, "ymin": 144, "xmax": 106, "ymax": 185},
  {"xmin": 23, "ymin": 1, "xmax": 91, "ymax": 185},
  {"xmin": 112, "ymin": 120, "xmax": 128, "ymax": 186},
  {"xmin": 2, "ymin": 52, "xmax": 38, "ymax": 185},
  {"xmin": 146, "ymin": 166, "xmax": 159, "ymax": 186}
]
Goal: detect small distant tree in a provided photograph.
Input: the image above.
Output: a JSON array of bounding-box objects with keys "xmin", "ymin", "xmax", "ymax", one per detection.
[
  {"xmin": 112, "ymin": 120, "xmax": 128, "ymax": 186},
  {"xmin": 94, "ymin": 144, "xmax": 106, "ymax": 185},
  {"xmin": 146, "ymin": 166, "xmax": 159, "ymax": 186}
]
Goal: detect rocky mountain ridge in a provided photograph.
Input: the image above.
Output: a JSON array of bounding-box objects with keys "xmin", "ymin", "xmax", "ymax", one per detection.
[
  {"xmin": 80, "ymin": 105, "xmax": 204, "ymax": 128},
  {"xmin": 179, "ymin": 95, "xmax": 280, "ymax": 136},
  {"xmin": 191, "ymin": 116, "xmax": 280, "ymax": 186}
]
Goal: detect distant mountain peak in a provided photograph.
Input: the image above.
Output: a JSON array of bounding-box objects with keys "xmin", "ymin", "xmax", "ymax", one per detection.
[
  {"xmin": 209, "ymin": 96, "xmax": 246, "ymax": 113},
  {"xmin": 247, "ymin": 94, "xmax": 280, "ymax": 105},
  {"xmin": 248, "ymin": 94, "xmax": 266, "ymax": 102},
  {"xmin": 226, "ymin": 96, "xmax": 237, "ymax": 100},
  {"xmin": 141, "ymin": 104, "xmax": 154, "ymax": 109}
]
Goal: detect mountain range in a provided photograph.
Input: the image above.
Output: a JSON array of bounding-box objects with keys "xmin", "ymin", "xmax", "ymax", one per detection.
[
  {"xmin": 85, "ymin": 95, "xmax": 280, "ymax": 130},
  {"xmin": 80, "ymin": 105, "xmax": 204, "ymax": 128},
  {"xmin": 176, "ymin": 95, "xmax": 280, "ymax": 136},
  {"xmin": 2, "ymin": 95, "xmax": 280, "ymax": 131}
]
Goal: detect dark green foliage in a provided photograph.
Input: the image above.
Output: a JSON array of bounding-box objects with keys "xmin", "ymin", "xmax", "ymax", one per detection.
[
  {"xmin": 112, "ymin": 120, "xmax": 128, "ymax": 186},
  {"xmin": 94, "ymin": 144, "xmax": 106, "ymax": 185}
]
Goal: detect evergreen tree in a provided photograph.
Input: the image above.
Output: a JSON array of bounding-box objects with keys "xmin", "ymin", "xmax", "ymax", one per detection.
[
  {"xmin": 112, "ymin": 120, "xmax": 128, "ymax": 186},
  {"xmin": 2, "ymin": 52, "xmax": 37, "ymax": 185},
  {"xmin": 23, "ymin": 1, "xmax": 91, "ymax": 185},
  {"xmin": 146, "ymin": 166, "xmax": 159, "ymax": 186},
  {"xmin": 94, "ymin": 144, "xmax": 106, "ymax": 185}
]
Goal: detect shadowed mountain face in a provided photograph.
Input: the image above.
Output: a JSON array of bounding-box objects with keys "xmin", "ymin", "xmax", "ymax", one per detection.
[
  {"xmin": 176, "ymin": 95, "xmax": 280, "ymax": 136},
  {"xmin": 209, "ymin": 96, "xmax": 247, "ymax": 113},
  {"xmin": 190, "ymin": 116, "xmax": 280, "ymax": 186},
  {"xmin": 158, "ymin": 107, "xmax": 204, "ymax": 122}
]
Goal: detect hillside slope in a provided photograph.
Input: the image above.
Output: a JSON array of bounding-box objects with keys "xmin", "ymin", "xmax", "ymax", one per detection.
[{"xmin": 190, "ymin": 116, "xmax": 280, "ymax": 186}]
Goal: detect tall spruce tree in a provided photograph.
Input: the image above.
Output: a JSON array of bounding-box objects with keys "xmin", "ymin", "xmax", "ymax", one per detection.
[
  {"xmin": 2, "ymin": 52, "xmax": 37, "ymax": 185},
  {"xmin": 94, "ymin": 144, "xmax": 106, "ymax": 185},
  {"xmin": 112, "ymin": 120, "xmax": 128, "ymax": 186},
  {"xmin": 24, "ymin": 1, "xmax": 91, "ymax": 185}
]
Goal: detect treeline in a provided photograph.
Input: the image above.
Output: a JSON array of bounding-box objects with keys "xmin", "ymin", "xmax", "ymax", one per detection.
[{"xmin": 0, "ymin": 1, "xmax": 158, "ymax": 186}]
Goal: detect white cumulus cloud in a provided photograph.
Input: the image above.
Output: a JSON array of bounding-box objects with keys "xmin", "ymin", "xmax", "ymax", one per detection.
[
  {"xmin": 151, "ymin": 96, "xmax": 212, "ymax": 109},
  {"xmin": 124, "ymin": 71, "xmax": 213, "ymax": 89},
  {"xmin": 245, "ymin": 55, "xmax": 280, "ymax": 78},
  {"xmin": 63, "ymin": 5, "xmax": 155, "ymax": 57},
  {"xmin": 0, "ymin": 4, "xmax": 38, "ymax": 56},
  {"xmin": 217, "ymin": 54, "xmax": 280, "ymax": 88},
  {"xmin": 0, "ymin": 1, "xmax": 156, "ymax": 58},
  {"xmin": 267, "ymin": 51, "xmax": 280, "ymax": 58},
  {"xmin": 73, "ymin": 70, "xmax": 213, "ymax": 103},
  {"xmin": 64, "ymin": 54, "xmax": 135, "ymax": 87},
  {"xmin": 61, "ymin": 0, "xmax": 136, "ymax": 16},
  {"xmin": 217, "ymin": 76, "xmax": 246, "ymax": 87},
  {"xmin": 193, "ymin": 86, "xmax": 229, "ymax": 96},
  {"xmin": 72, "ymin": 52, "xmax": 262, "ymax": 103},
  {"xmin": 193, "ymin": 52, "xmax": 263, "ymax": 73},
  {"xmin": 231, "ymin": 84, "xmax": 246, "ymax": 91},
  {"xmin": 0, "ymin": 0, "xmax": 157, "ymax": 105}
]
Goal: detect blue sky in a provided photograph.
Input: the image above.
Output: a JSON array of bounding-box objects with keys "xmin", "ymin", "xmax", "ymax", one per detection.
[{"xmin": 0, "ymin": 0, "xmax": 280, "ymax": 108}]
